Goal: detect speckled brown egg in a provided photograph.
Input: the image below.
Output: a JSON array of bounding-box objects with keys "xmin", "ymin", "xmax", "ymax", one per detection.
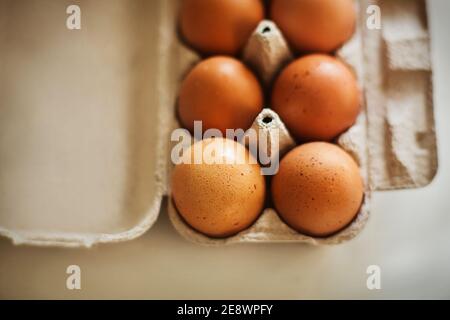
[
  {"xmin": 271, "ymin": 142, "xmax": 364, "ymax": 237},
  {"xmin": 270, "ymin": 0, "xmax": 356, "ymax": 52},
  {"xmin": 271, "ymin": 54, "xmax": 360, "ymax": 142},
  {"xmin": 178, "ymin": 56, "xmax": 263, "ymax": 135},
  {"xmin": 171, "ymin": 137, "xmax": 266, "ymax": 238},
  {"xmin": 179, "ymin": 0, "xmax": 265, "ymax": 55}
]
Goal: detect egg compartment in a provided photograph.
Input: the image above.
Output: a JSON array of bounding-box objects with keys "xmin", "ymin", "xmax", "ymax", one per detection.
[
  {"xmin": 168, "ymin": 109, "xmax": 371, "ymax": 245},
  {"xmin": 167, "ymin": 0, "xmax": 371, "ymax": 245}
]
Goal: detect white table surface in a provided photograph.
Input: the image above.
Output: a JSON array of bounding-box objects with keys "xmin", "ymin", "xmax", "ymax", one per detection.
[{"xmin": 1, "ymin": 0, "xmax": 449, "ymax": 299}]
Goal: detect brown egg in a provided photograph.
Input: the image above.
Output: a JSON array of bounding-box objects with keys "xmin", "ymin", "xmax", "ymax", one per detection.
[
  {"xmin": 270, "ymin": 0, "xmax": 356, "ymax": 52},
  {"xmin": 179, "ymin": 0, "xmax": 264, "ymax": 55},
  {"xmin": 271, "ymin": 54, "xmax": 360, "ymax": 142},
  {"xmin": 271, "ymin": 142, "xmax": 364, "ymax": 237},
  {"xmin": 171, "ymin": 137, "xmax": 266, "ymax": 238},
  {"xmin": 178, "ymin": 56, "xmax": 263, "ymax": 135}
]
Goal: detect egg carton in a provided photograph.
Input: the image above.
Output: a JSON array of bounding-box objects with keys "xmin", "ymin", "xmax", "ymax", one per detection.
[
  {"xmin": 167, "ymin": 15, "xmax": 370, "ymax": 244},
  {"xmin": 0, "ymin": 0, "xmax": 437, "ymax": 247},
  {"xmin": 168, "ymin": 108, "xmax": 371, "ymax": 245},
  {"xmin": 167, "ymin": 0, "xmax": 436, "ymax": 245}
]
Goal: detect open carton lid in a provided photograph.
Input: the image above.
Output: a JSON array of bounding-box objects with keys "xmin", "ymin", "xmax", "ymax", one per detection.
[
  {"xmin": 0, "ymin": 0, "xmax": 438, "ymax": 247},
  {"xmin": 362, "ymin": 0, "xmax": 438, "ymax": 190},
  {"xmin": 0, "ymin": 0, "xmax": 171, "ymax": 247}
]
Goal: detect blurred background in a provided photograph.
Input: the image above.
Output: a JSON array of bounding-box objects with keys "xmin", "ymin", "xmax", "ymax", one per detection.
[{"xmin": 0, "ymin": 0, "xmax": 449, "ymax": 299}]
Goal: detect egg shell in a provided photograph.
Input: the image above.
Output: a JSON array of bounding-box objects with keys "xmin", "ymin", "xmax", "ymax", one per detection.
[
  {"xmin": 179, "ymin": 0, "xmax": 265, "ymax": 55},
  {"xmin": 271, "ymin": 54, "xmax": 360, "ymax": 142},
  {"xmin": 270, "ymin": 0, "xmax": 356, "ymax": 53},
  {"xmin": 271, "ymin": 142, "xmax": 364, "ymax": 237},
  {"xmin": 178, "ymin": 56, "xmax": 263, "ymax": 135},
  {"xmin": 171, "ymin": 138, "xmax": 266, "ymax": 238}
]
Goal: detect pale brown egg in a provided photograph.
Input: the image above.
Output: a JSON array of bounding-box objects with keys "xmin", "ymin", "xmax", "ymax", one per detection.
[
  {"xmin": 271, "ymin": 54, "xmax": 360, "ymax": 142},
  {"xmin": 270, "ymin": 0, "xmax": 356, "ymax": 52},
  {"xmin": 179, "ymin": 0, "xmax": 265, "ymax": 55},
  {"xmin": 271, "ymin": 142, "xmax": 364, "ymax": 237},
  {"xmin": 171, "ymin": 137, "xmax": 266, "ymax": 238},
  {"xmin": 178, "ymin": 56, "xmax": 263, "ymax": 135}
]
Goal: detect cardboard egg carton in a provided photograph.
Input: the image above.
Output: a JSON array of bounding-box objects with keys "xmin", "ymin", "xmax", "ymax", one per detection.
[
  {"xmin": 0, "ymin": 0, "xmax": 437, "ymax": 247},
  {"xmin": 168, "ymin": 103, "xmax": 371, "ymax": 245}
]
